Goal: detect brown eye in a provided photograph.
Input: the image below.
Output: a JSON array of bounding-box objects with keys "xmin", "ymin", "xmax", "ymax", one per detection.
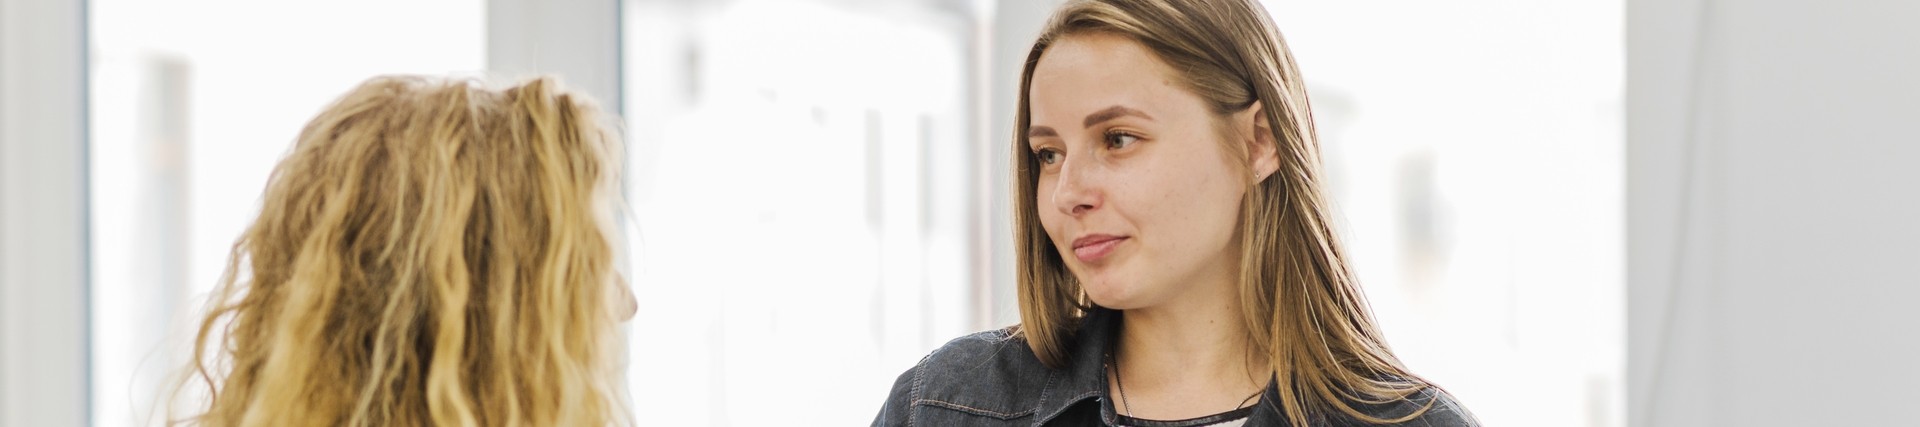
[{"xmin": 1034, "ymin": 149, "xmax": 1064, "ymax": 165}]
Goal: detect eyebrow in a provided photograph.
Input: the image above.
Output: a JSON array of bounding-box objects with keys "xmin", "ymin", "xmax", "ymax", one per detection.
[
  {"xmin": 1083, "ymin": 105, "xmax": 1153, "ymax": 128},
  {"xmin": 1027, "ymin": 105, "xmax": 1153, "ymax": 139}
]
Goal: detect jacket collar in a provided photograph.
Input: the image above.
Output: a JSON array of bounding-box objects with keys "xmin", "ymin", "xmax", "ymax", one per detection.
[
  {"xmin": 1029, "ymin": 307, "xmax": 1119, "ymax": 426},
  {"xmin": 1028, "ymin": 307, "xmax": 1291, "ymax": 427}
]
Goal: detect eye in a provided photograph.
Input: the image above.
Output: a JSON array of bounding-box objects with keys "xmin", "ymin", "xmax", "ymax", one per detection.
[
  {"xmin": 1105, "ymin": 131, "xmax": 1140, "ymax": 150},
  {"xmin": 1034, "ymin": 148, "xmax": 1064, "ymax": 165}
]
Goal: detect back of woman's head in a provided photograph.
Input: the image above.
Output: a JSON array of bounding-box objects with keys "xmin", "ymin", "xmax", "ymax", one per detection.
[{"xmin": 177, "ymin": 75, "xmax": 629, "ymax": 427}]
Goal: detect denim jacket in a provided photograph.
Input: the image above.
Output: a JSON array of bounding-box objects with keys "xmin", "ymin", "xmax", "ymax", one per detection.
[{"xmin": 871, "ymin": 308, "xmax": 1480, "ymax": 426}]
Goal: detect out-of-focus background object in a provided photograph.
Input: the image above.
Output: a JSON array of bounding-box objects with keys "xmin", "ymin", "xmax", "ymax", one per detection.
[
  {"xmin": 1627, "ymin": 1, "xmax": 1920, "ymax": 425},
  {"xmin": 2, "ymin": 0, "xmax": 1913, "ymax": 426},
  {"xmin": 2, "ymin": 0, "xmax": 90, "ymax": 426}
]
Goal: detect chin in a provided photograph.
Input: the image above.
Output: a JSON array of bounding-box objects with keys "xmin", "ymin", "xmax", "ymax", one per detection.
[{"xmin": 1081, "ymin": 277, "xmax": 1147, "ymax": 310}]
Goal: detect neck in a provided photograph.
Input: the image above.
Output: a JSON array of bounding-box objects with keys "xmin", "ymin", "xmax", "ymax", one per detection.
[{"xmin": 1110, "ymin": 274, "xmax": 1270, "ymax": 420}]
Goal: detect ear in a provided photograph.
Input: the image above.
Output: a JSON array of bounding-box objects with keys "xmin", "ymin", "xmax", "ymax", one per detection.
[{"xmin": 1239, "ymin": 101, "xmax": 1281, "ymax": 184}]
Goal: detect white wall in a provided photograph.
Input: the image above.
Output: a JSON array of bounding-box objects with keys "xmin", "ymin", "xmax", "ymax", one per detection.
[{"xmin": 1628, "ymin": 1, "xmax": 1920, "ymax": 425}]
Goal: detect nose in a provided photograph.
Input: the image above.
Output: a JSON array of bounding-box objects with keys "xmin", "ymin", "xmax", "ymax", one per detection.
[
  {"xmin": 1051, "ymin": 158, "xmax": 1101, "ymax": 217},
  {"xmin": 614, "ymin": 272, "xmax": 637, "ymax": 321}
]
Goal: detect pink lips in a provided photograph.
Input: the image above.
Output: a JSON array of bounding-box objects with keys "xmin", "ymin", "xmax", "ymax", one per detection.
[{"xmin": 1070, "ymin": 234, "xmax": 1128, "ymax": 263}]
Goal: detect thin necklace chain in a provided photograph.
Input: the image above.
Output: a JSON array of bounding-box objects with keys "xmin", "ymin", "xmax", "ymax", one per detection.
[
  {"xmin": 1107, "ymin": 350, "xmax": 1264, "ymax": 420},
  {"xmin": 1110, "ymin": 350, "xmax": 1134, "ymax": 417}
]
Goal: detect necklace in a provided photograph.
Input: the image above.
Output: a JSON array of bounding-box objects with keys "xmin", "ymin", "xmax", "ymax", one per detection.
[
  {"xmin": 1106, "ymin": 350, "xmax": 1265, "ymax": 420},
  {"xmin": 1105, "ymin": 350, "xmax": 1128, "ymax": 417},
  {"xmin": 1106, "ymin": 350, "xmax": 1136, "ymax": 417}
]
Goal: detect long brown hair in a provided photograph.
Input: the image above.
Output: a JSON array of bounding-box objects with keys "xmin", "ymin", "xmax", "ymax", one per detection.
[
  {"xmin": 173, "ymin": 76, "xmax": 630, "ymax": 426},
  {"xmin": 1011, "ymin": 0, "xmax": 1431, "ymax": 424}
]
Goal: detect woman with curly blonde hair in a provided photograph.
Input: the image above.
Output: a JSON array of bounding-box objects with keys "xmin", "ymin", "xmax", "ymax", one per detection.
[{"xmin": 173, "ymin": 75, "xmax": 635, "ymax": 427}]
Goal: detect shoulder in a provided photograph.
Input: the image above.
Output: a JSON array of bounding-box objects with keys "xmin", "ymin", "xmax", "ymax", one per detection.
[
  {"xmin": 1343, "ymin": 386, "xmax": 1481, "ymax": 427},
  {"xmin": 902, "ymin": 327, "xmax": 1054, "ymax": 411},
  {"xmin": 872, "ymin": 327, "xmax": 1055, "ymax": 425}
]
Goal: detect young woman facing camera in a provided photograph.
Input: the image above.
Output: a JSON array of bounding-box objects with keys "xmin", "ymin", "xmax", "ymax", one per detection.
[
  {"xmin": 172, "ymin": 76, "xmax": 636, "ymax": 427},
  {"xmin": 874, "ymin": 1, "xmax": 1478, "ymax": 426}
]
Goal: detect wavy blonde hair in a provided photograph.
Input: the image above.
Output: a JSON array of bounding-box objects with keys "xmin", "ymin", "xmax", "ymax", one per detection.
[
  {"xmin": 1013, "ymin": 0, "xmax": 1433, "ymax": 425},
  {"xmin": 173, "ymin": 75, "xmax": 630, "ymax": 427}
]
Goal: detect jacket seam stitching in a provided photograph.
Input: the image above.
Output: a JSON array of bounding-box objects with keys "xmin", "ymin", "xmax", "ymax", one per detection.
[
  {"xmin": 908, "ymin": 363, "xmax": 928, "ymax": 427},
  {"xmin": 1028, "ymin": 371, "xmax": 1062, "ymax": 427},
  {"xmin": 913, "ymin": 399, "xmax": 1036, "ymax": 419}
]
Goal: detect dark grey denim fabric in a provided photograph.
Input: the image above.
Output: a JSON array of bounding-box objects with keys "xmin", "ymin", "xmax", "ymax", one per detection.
[{"xmin": 871, "ymin": 308, "xmax": 1481, "ymax": 427}]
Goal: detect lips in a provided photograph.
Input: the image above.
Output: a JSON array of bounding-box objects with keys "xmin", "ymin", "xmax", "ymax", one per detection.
[{"xmin": 1070, "ymin": 234, "xmax": 1128, "ymax": 263}]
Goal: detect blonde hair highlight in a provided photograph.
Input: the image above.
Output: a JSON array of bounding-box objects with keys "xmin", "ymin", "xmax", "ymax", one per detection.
[
  {"xmin": 1012, "ymin": 1, "xmax": 1434, "ymax": 425},
  {"xmin": 172, "ymin": 75, "xmax": 630, "ymax": 427}
]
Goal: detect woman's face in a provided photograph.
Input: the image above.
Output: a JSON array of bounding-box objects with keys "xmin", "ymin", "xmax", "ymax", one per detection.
[{"xmin": 1027, "ymin": 33, "xmax": 1269, "ymax": 310}]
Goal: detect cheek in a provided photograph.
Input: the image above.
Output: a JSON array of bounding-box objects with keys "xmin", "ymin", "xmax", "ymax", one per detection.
[
  {"xmin": 1133, "ymin": 148, "xmax": 1245, "ymax": 246},
  {"xmin": 1033, "ymin": 178, "xmax": 1068, "ymax": 241}
]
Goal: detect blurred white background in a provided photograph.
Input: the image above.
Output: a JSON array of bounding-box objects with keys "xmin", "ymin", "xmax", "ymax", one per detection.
[{"xmin": 75, "ymin": 0, "xmax": 1621, "ymax": 425}]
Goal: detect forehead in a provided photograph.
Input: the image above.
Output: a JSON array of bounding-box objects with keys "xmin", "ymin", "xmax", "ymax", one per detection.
[{"xmin": 1028, "ymin": 32, "xmax": 1189, "ymax": 124}]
